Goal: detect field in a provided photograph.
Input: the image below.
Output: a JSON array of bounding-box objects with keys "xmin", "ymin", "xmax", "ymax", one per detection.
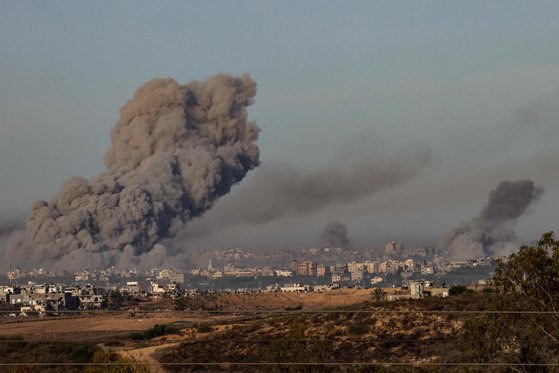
[
  {"xmin": 0, "ymin": 288, "xmax": 473, "ymax": 372},
  {"xmin": 0, "ymin": 289, "xmax": 377, "ymax": 340},
  {"xmin": 0, "ymin": 288, "xmax": 551, "ymax": 372}
]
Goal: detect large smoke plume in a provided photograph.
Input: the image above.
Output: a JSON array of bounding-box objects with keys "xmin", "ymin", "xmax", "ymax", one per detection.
[
  {"xmin": 7, "ymin": 73, "xmax": 260, "ymax": 270},
  {"xmin": 320, "ymin": 221, "xmax": 352, "ymax": 248},
  {"xmin": 442, "ymin": 180, "xmax": 543, "ymax": 259}
]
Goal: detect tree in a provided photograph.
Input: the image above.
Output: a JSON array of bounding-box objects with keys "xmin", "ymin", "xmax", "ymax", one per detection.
[
  {"xmin": 460, "ymin": 232, "xmax": 559, "ymax": 370},
  {"xmin": 373, "ymin": 287, "xmax": 385, "ymax": 302},
  {"xmin": 106, "ymin": 290, "xmax": 122, "ymax": 310},
  {"xmin": 449, "ymin": 285, "xmax": 468, "ymax": 296}
]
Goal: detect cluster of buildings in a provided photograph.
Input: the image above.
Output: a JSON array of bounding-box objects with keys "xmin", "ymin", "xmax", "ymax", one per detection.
[
  {"xmin": 0, "ymin": 254, "xmax": 491, "ymax": 316},
  {"xmin": 7, "ymin": 267, "xmax": 56, "ymax": 281},
  {"xmin": 0, "ymin": 241, "xmax": 496, "ymax": 316},
  {"xmin": 288, "ymin": 256, "xmax": 494, "ymax": 287},
  {"xmin": 0, "ymin": 267, "xmax": 190, "ymax": 315},
  {"xmin": 383, "ymin": 241, "xmax": 439, "ymax": 257},
  {"xmin": 385, "ymin": 280, "xmax": 449, "ymax": 300},
  {"xmin": 0, "ymin": 283, "xmax": 106, "ymax": 315}
]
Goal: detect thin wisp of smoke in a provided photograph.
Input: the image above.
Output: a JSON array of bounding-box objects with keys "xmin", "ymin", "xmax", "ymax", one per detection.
[
  {"xmin": 6, "ymin": 74, "xmax": 260, "ymax": 270},
  {"xmin": 442, "ymin": 180, "xmax": 543, "ymax": 259}
]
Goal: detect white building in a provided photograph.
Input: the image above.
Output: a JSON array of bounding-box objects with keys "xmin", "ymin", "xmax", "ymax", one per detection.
[
  {"xmin": 421, "ymin": 265, "xmax": 434, "ymax": 275},
  {"xmin": 410, "ymin": 281, "xmax": 425, "ymax": 298},
  {"xmin": 280, "ymin": 284, "xmax": 309, "ymax": 292},
  {"xmin": 275, "ymin": 270, "xmax": 293, "ymax": 277}
]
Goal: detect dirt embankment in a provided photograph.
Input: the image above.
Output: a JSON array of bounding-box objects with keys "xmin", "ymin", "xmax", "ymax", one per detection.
[
  {"xmin": 179, "ymin": 288, "xmax": 381, "ymax": 311},
  {"xmin": 157, "ymin": 301, "xmax": 466, "ymax": 372},
  {"xmin": 0, "ymin": 312, "xmax": 202, "ymax": 340}
]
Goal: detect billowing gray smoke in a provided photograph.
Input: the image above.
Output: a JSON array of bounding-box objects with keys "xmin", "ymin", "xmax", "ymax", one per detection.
[
  {"xmin": 442, "ymin": 180, "xmax": 543, "ymax": 259},
  {"xmin": 7, "ymin": 73, "xmax": 260, "ymax": 270},
  {"xmin": 320, "ymin": 221, "xmax": 352, "ymax": 248},
  {"xmin": 179, "ymin": 147, "xmax": 432, "ymax": 239},
  {"xmin": 0, "ymin": 222, "xmax": 22, "ymax": 237}
]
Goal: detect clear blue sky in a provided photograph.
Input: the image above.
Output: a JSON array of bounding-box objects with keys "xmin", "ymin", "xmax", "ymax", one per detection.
[{"xmin": 1, "ymin": 1, "xmax": 558, "ymax": 250}]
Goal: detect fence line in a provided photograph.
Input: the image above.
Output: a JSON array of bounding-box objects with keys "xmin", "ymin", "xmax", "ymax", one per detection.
[
  {"xmin": 0, "ymin": 338, "xmax": 462, "ymax": 343},
  {"xmin": 0, "ymin": 362, "xmax": 558, "ymax": 367},
  {"xmin": 0, "ymin": 309, "xmax": 557, "ymax": 314}
]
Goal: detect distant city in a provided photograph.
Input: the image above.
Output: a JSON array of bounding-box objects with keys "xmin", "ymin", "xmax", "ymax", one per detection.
[{"xmin": 0, "ymin": 240, "xmax": 500, "ymax": 316}]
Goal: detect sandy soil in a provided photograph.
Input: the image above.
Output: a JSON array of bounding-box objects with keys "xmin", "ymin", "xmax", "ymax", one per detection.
[
  {"xmin": 120, "ymin": 342, "xmax": 181, "ymax": 372},
  {"xmin": 195, "ymin": 288, "xmax": 380, "ymax": 310},
  {"xmin": 0, "ymin": 312, "xmax": 203, "ymax": 338}
]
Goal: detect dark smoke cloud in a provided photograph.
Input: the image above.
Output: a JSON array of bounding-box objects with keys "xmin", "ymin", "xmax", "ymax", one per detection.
[
  {"xmin": 6, "ymin": 74, "xmax": 260, "ymax": 270},
  {"xmin": 320, "ymin": 221, "xmax": 352, "ymax": 248},
  {"xmin": 178, "ymin": 147, "xmax": 432, "ymax": 240},
  {"xmin": 441, "ymin": 180, "xmax": 543, "ymax": 259}
]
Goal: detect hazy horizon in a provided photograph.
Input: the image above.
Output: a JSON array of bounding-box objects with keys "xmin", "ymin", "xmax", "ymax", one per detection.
[{"xmin": 1, "ymin": 1, "xmax": 558, "ymax": 270}]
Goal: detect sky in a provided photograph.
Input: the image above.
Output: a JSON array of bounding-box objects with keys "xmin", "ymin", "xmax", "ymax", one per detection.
[{"xmin": 1, "ymin": 1, "xmax": 558, "ymax": 259}]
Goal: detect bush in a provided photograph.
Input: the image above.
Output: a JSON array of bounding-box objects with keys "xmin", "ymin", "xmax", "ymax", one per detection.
[
  {"xmin": 263, "ymin": 318, "xmax": 329, "ymax": 372},
  {"xmin": 129, "ymin": 323, "xmax": 179, "ymax": 340},
  {"xmin": 196, "ymin": 324, "xmax": 213, "ymax": 333},
  {"xmin": 174, "ymin": 297, "xmax": 187, "ymax": 310},
  {"xmin": 84, "ymin": 349, "xmax": 138, "ymax": 373},
  {"xmin": 69, "ymin": 345, "xmax": 96, "ymax": 363},
  {"xmin": 347, "ymin": 322, "xmax": 369, "ymax": 335},
  {"xmin": 449, "ymin": 285, "xmax": 468, "ymax": 296}
]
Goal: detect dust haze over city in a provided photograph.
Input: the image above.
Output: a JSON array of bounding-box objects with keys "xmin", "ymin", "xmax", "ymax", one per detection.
[{"xmin": 1, "ymin": 2, "xmax": 559, "ymax": 370}]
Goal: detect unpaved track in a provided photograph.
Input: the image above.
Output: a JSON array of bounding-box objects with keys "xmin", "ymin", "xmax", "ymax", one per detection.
[{"xmin": 119, "ymin": 342, "xmax": 181, "ymax": 373}]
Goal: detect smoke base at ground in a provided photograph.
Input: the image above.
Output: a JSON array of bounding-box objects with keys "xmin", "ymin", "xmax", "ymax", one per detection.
[
  {"xmin": 442, "ymin": 180, "xmax": 543, "ymax": 259},
  {"xmin": 320, "ymin": 221, "xmax": 352, "ymax": 248}
]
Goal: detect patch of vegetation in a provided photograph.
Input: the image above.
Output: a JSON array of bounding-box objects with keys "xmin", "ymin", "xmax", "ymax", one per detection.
[
  {"xmin": 174, "ymin": 296, "xmax": 187, "ymax": 310},
  {"xmin": 85, "ymin": 348, "xmax": 147, "ymax": 373},
  {"xmin": 448, "ymin": 285, "xmax": 468, "ymax": 296},
  {"xmin": 460, "ymin": 232, "xmax": 559, "ymax": 369},
  {"xmin": 284, "ymin": 304, "xmax": 303, "ymax": 311},
  {"xmin": 129, "ymin": 323, "xmax": 179, "ymax": 340},
  {"xmin": 347, "ymin": 322, "xmax": 369, "ymax": 335},
  {"xmin": 0, "ymin": 338, "xmax": 101, "ymax": 372},
  {"xmin": 196, "ymin": 324, "xmax": 213, "ymax": 333},
  {"xmin": 0, "ymin": 303, "xmax": 20, "ymax": 312},
  {"xmin": 373, "ymin": 287, "xmax": 385, "ymax": 302},
  {"xmin": 262, "ymin": 319, "xmax": 330, "ymax": 373},
  {"xmin": 68, "ymin": 344, "xmax": 97, "ymax": 363}
]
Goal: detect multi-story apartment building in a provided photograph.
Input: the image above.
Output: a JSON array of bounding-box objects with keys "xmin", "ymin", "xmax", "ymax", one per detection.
[
  {"xmin": 347, "ymin": 262, "xmax": 365, "ymax": 273},
  {"xmin": 364, "ymin": 261, "xmax": 377, "ymax": 274},
  {"xmin": 291, "ymin": 260, "xmax": 317, "ymax": 276},
  {"xmin": 316, "ymin": 265, "xmax": 329, "ymax": 277}
]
